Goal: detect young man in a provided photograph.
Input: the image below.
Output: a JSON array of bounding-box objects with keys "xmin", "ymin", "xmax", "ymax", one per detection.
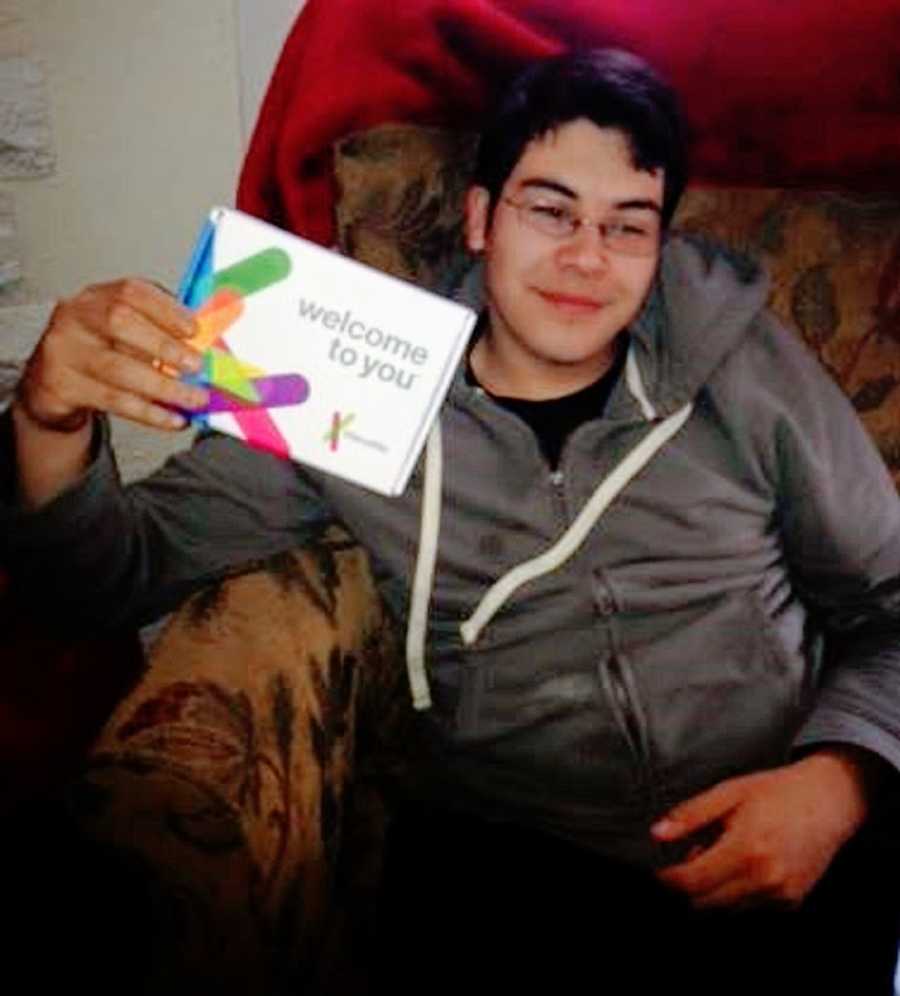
[{"xmin": 4, "ymin": 50, "xmax": 900, "ymax": 990}]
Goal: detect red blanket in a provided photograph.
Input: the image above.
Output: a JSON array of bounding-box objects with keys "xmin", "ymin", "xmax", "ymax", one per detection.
[{"xmin": 237, "ymin": 0, "xmax": 900, "ymax": 245}]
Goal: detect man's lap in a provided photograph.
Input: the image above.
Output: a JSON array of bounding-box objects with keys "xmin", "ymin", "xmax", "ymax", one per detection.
[{"xmin": 374, "ymin": 802, "xmax": 899, "ymax": 994}]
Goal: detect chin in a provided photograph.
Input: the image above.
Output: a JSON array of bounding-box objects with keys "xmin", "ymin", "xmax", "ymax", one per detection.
[
  {"xmin": 540, "ymin": 327, "xmax": 623, "ymax": 361},
  {"xmin": 534, "ymin": 344, "xmax": 613, "ymax": 369}
]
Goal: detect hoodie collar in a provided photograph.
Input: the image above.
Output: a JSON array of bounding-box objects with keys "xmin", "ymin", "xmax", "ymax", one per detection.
[{"xmin": 623, "ymin": 232, "xmax": 771, "ymax": 416}]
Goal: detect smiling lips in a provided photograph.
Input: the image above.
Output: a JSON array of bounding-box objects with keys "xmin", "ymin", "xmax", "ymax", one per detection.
[{"xmin": 536, "ymin": 289, "xmax": 607, "ymax": 314}]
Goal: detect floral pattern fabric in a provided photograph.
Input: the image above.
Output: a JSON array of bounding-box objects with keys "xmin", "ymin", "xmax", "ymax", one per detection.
[{"xmin": 334, "ymin": 124, "xmax": 900, "ymax": 486}]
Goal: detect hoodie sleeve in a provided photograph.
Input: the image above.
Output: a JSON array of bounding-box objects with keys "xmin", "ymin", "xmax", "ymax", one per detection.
[
  {"xmin": 0, "ymin": 413, "xmax": 338, "ymax": 631},
  {"xmin": 738, "ymin": 317, "xmax": 900, "ymax": 777}
]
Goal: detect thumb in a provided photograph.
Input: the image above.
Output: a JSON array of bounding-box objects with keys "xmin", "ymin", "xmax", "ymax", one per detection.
[{"xmin": 651, "ymin": 777, "xmax": 744, "ymax": 841}]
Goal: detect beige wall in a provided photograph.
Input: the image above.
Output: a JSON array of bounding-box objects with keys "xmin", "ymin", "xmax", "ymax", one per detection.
[
  {"xmin": 237, "ymin": 0, "xmax": 304, "ymax": 139},
  {"xmin": 1, "ymin": 0, "xmax": 244, "ymax": 300},
  {"xmin": 0, "ymin": 0, "xmax": 303, "ymax": 479}
]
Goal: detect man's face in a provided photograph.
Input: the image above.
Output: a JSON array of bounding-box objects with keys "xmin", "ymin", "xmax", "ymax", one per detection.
[{"xmin": 465, "ymin": 119, "xmax": 664, "ymax": 398}]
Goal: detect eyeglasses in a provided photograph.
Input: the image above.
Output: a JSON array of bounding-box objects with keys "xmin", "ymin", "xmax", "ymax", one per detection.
[{"xmin": 501, "ymin": 195, "xmax": 661, "ymax": 257}]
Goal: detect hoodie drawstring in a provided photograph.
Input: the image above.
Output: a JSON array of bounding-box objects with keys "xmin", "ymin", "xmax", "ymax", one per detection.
[
  {"xmin": 405, "ymin": 344, "xmax": 693, "ymax": 711},
  {"xmin": 405, "ymin": 422, "xmax": 443, "ymax": 710}
]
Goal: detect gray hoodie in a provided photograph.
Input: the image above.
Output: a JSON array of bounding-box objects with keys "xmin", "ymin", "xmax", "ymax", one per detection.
[{"xmin": 5, "ymin": 234, "xmax": 900, "ymax": 867}]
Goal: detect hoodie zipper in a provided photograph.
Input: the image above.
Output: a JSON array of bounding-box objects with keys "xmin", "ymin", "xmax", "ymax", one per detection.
[
  {"xmin": 606, "ymin": 653, "xmax": 645, "ymax": 766},
  {"xmin": 548, "ymin": 469, "xmax": 567, "ymax": 527},
  {"xmin": 606, "ymin": 652, "xmax": 673, "ymax": 866}
]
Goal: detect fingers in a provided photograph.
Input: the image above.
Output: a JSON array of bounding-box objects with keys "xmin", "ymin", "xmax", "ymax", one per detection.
[
  {"xmin": 103, "ymin": 298, "xmax": 203, "ymax": 373},
  {"xmin": 79, "ymin": 352, "xmax": 209, "ymax": 429},
  {"xmin": 26, "ymin": 346, "xmax": 207, "ymax": 433},
  {"xmin": 657, "ymin": 831, "xmax": 744, "ymax": 899},
  {"xmin": 655, "ymin": 780, "xmax": 813, "ymax": 910},
  {"xmin": 651, "ymin": 777, "xmax": 744, "ymax": 842},
  {"xmin": 105, "ymin": 278, "xmax": 196, "ymax": 340},
  {"xmin": 653, "ymin": 764, "xmax": 854, "ymax": 913},
  {"xmin": 20, "ymin": 277, "xmax": 207, "ymax": 430},
  {"xmin": 662, "ymin": 837, "xmax": 803, "ymax": 912},
  {"xmin": 63, "ymin": 367, "xmax": 190, "ymax": 431}
]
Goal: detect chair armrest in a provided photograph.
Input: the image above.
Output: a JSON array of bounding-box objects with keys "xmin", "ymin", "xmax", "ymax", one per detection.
[{"xmin": 70, "ymin": 527, "xmax": 402, "ymax": 994}]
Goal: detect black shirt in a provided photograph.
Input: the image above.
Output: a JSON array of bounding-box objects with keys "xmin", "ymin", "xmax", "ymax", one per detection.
[{"xmin": 466, "ymin": 340, "xmax": 626, "ymax": 469}]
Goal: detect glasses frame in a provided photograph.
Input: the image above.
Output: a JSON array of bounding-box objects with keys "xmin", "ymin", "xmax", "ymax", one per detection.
[{"xmin": 500, "ymin": 194, "xmax": 662, "ymax": 258}]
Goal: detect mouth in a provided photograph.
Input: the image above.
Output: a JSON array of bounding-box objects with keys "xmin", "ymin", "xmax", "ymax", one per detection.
[{"xmin": 536, "ymin": 290, "xmax": 606, "ymax": 315}]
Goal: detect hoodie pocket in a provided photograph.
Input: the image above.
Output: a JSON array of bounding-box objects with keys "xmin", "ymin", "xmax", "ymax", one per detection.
[
  {"xmin": 632, "ymin": 588, "xmax": 808, "ymax": 797},
  {"xmin": 745, "ymin": 589, "xmax": 810, "ymax": 717}
]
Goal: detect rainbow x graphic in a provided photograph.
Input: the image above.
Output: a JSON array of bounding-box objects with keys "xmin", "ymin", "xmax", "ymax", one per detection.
[{"xmin": 179, "ymin": 226, "xmax": 310, "ymax": 459}]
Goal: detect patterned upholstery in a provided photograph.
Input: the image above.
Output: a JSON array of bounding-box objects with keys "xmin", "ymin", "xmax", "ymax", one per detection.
[
  {"xmin": 75, "ymin": 531, "xmax": 410, "ymax": 993},
  {"xmin": 335, "ymin": 124, "xmax": 900, "ymax": 487}
]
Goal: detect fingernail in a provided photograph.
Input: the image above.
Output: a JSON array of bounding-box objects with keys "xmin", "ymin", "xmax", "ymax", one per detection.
[
  {"xmin": 651, "ymin": 819, "xmax": 677, "ymax": 838},
  {"xmin": 166, "ymin": 412, "xmax": 186, "ymax": 429},
  {"xmin": 181, "ymin": 350, "xmax": 203, "ymax": 372}
]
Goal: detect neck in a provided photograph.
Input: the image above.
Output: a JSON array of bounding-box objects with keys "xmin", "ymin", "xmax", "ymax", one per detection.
[{"xmin": 470, "ymin": 329, "xmax": 621, "ymax": 401}]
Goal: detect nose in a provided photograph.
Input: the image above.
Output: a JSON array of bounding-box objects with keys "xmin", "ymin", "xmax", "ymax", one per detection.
[{"xmin": 555, "ymin": 222, "xmax": 610, "ymax": 272}]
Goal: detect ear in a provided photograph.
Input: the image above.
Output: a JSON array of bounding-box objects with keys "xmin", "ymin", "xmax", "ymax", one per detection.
[{"xmin": 464, "ymin": 186, "xmax": 491, "ymax": 253}]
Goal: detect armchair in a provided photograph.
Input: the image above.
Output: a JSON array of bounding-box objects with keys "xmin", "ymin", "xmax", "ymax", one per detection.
[{"xmin": 4, "ymin": 0, "xmax": 900, "ymax": 990}]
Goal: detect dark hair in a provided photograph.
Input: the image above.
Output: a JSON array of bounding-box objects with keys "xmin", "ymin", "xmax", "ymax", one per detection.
[{"xmin": 473, "ymin": 49, "xmax": 688, "ymax": 227}]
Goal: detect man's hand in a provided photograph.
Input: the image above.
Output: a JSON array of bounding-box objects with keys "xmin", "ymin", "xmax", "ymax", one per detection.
[
  {"xmin": 12, "ymin": 278, "xmax": 208, "ymax": 509},
  {"xmin": 16, "ymin": 278, "xmax": 207, "ymax": 433},
  {"xmin": 652, "ymin": 748, "xmax": 881, "ymax": 910}
]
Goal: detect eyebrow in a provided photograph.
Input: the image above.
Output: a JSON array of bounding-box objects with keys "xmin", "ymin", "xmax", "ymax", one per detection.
[
  {"xmin": 616, "ymin": 199, "xmax": 663, "ymax": 215},
  {"xmin": 518, "ymin": 178, "xmax": 662, "ymax": 214},
  {"xmin": 519, "ymin": 178, "xmax": 578, "ymax": 199}
]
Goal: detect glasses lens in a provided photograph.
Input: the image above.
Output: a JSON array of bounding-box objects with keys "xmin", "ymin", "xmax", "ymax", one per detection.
[
  {"xmin": 516, "ymin": 198, "xmax": 575, "ymax": 238},
  {"xmin": 604, "ymin": 219, "xmax": 659, "ymax": 256}
]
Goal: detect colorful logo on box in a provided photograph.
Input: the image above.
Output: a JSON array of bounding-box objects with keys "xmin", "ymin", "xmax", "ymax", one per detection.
[
  {"xmin": 183, "ymin": 243, "xmax": 310, "ymax": 459},
  {"xmin": 324, "ymin": 412, "xmax": 355, "ymax": 451}
]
